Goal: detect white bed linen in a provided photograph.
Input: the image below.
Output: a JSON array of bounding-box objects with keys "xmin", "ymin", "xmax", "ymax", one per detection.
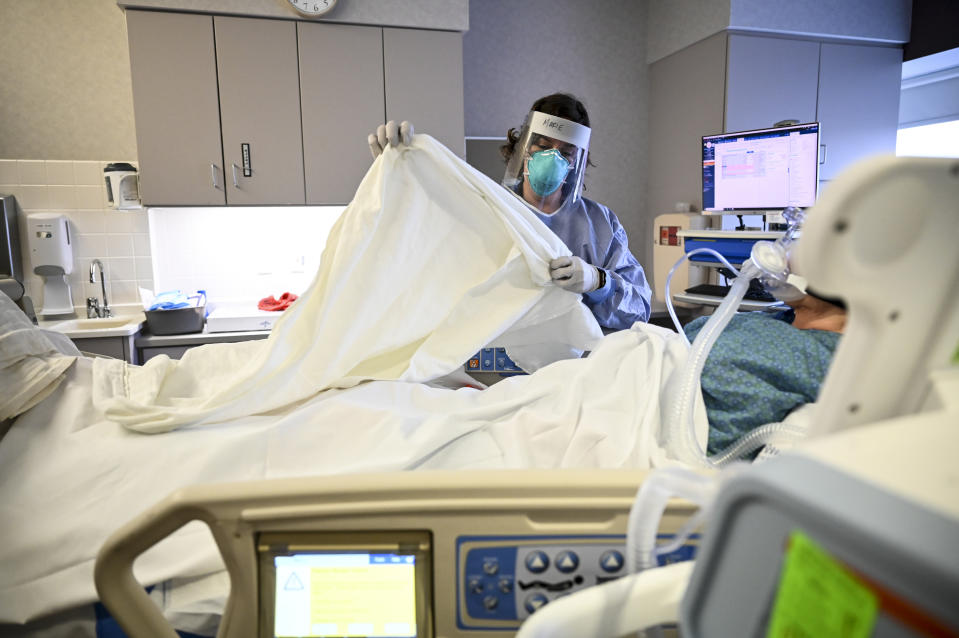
[
  {"xmin": 92, "ymin": 134, "xmax": 603, "ymax": 434},
  {"xmin": 0, "ymin": 317, "xmax": 705, "ymax": 625}
]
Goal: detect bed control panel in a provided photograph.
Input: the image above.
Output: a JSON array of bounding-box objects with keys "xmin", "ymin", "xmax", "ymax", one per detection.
[
  {"xmin": 465, "ymin": 347, "xmax": 526, "ymax": 375},
  {"xmin": 455, "ymin": 534, "xmax": 696, "ymax": 629}
]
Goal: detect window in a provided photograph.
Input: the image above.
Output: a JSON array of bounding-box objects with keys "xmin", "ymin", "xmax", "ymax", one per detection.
[{"xmin": 896, "ymin": 119, "xmax": 959, "ymax": 158}]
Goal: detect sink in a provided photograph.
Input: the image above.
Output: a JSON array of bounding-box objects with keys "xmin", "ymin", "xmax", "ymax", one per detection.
[{"xmin": 47, "ymin": 314, "xmax": 145, "ymax": 338}]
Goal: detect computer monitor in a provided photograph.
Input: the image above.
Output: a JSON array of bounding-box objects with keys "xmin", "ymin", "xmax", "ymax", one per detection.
[{"xmin": 702, "ymin": 122, "xmax": 820, "ymax": 215}]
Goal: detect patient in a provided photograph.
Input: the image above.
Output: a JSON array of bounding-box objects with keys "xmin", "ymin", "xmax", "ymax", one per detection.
[{"xmin": 683, "ymin": 290, "xmax": 846, "ymax": 455}]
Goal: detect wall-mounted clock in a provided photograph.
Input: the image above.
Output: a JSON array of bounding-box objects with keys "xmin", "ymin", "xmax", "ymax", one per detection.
[{"xmin": 287, "ymin": 0, "xmax": 337, "ymax": 18}]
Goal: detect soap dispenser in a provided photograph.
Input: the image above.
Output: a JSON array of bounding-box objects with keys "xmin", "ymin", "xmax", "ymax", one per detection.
[{"xmin": 27, "ymin": 213, "xmax": 76, "ymax": 318}]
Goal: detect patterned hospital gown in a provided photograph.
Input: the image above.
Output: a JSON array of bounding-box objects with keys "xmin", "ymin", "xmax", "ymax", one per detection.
[{"xmin": 683, "ymin": 310, "xmax": 841, "ymax": 454}]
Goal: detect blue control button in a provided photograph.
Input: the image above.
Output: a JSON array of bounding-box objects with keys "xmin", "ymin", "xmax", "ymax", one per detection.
[
  {"xmin": 599, "ymin": 550, "xmax": 624, "ymax": 573},
  {"xmin": 524, "ymin": 593, "xmax": 549, "ymax": 614},
  {"xmin": 481, "ymin": 348, "xmax": 495, "ymax": 371},
  {"xmin": 525, "ymin": 550, "xmax": 549, "ymax": 573},
  {"xmin": 464, "ymin": 546, "xmax": 517, "ymax": 620},
  {"xmin": 498, "ymin": 577, "xmax": 513, "ymax": 594},
  {"xmin": 555, "ymin": 550, "xmax": 579, "ymax": 573}
]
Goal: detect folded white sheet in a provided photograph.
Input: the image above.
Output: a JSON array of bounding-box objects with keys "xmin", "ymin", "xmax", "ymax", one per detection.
[{"xmin": 93, "ymin": 135, "xmax": 602, "ymax": 433}]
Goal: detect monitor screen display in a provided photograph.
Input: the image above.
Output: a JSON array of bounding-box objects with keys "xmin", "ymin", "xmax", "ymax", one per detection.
[
  {"xmin": 702, "ymin": 123, "xmax": 820, "ymax": 213},
  {"xmin": 274, "ymin": 552, "xmax": 417, "ymax": 638},
  {"xmin": 258, "ymin": 531, "xmax": 432, "ymax": 638}
]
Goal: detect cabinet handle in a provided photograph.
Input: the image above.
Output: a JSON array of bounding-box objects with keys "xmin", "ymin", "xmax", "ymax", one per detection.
[
  {"xmin": 232, "ymin": 163, "xmax": 240, "ymax": 188},
  {"xmin": 211, "ymin": 164, "xmax": 222, "ymax": 190},
  {"xmin": 819, "ymin": 144, "xmax": 827, "ymax": 165}
]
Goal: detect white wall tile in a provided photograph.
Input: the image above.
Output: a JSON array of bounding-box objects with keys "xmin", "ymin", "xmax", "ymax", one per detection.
[
  {"xmin": 17, "ymin": 160, "xmax": 46, "ymax": 185},
  {"xmin": 75, "ymin": 234, "xmax": 107, "ymax": 259},
  {"xmin": 107, "ymin": 234, "xmax": 135, "ymax": 257},
  {"xmin": 111, "ymin": 280, "xmax": 138, "ymax": 304},
  {"xmin": 105, "ymin": 210, "xmax": 138, "ymax": 233},
  {"xmin": 70, "ymin": 210, "xmax": 106, "ymax": 234},
  {"xmin": 0, "ymin": 160, "xmax": 18, "ymax": 184},
  {"xmin": 135, "ymin": 256, "xmax": 153, "ymax": 281},
  {"xmin": 74, "ymin": 161, "xmax": 102, "ymax": 186},
  {"xmin": 132, "ymin": 233, "xmax": 151, "ymax": 256},
  {"xmin": 17, "ymin": 185, "xmax": 48, "ymax": 209},
  {"xmin": 48, "ymin": 185, "xmax": 77, "ymax": 210},
  {"xmin": 131, "ymin": 210, "xmax": 149, "ymax": 233},
  {"xmin": 75, "ymin": 185, "xmax": 103, "ymax": 209},
  {"xmin": 45, "ymin": 161, "xmax": 75, "ymax": 185},
  {"xmin": 108, "ymin": 256, "xmax": 136, "ymax": 281}
]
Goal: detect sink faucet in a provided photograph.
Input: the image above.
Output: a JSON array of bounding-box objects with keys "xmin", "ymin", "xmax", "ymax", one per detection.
[{"xmin": 88, "ymin": 259, "xmax": 112, "ymax": 318}]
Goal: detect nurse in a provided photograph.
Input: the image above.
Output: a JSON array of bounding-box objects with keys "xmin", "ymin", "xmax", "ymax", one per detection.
[
  {"xmin": 500, "ymin": 93, "xmax": 651, "ymax": 330},
  {"xmin": 368, "ymin": 93, "xmax": 652, "ymax": 331}
]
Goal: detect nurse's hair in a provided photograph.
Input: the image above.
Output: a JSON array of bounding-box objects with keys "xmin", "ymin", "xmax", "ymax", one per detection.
[{"xmin": 500, "ymin": 93, "xmax": 595, "ymax": 170}]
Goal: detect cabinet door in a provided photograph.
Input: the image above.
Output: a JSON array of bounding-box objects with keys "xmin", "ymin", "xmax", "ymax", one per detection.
[
  {"xmin": 215, "ymin": 17, "xmax": 305, "ymax": 205},
  {"xmin": 298, "ymin": 23, "xmax": 385, "ymax": 205},
  {"xmin": 126, "ymin": 11, "xmax": 226, "ymax": 206},
  {"xmin": 383, "ymin": 28, "xmax": 466, "ymax": 158},
  {"xmin": 817, "ymin": 43, "xmax": 902, "ymax": 181},
  {"xmin": 725, "ymin": 34, "xmax": 820, "ymax": 133}
]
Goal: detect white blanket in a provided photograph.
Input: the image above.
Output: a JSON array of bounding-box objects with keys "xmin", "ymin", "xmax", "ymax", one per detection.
[
  {"xmin": 0, "ymin": 320, "xmax": 703, "ymax": 624},
  {"xmin": 92, "ymin": 135, "xmax": 603, "ymax": 433}
]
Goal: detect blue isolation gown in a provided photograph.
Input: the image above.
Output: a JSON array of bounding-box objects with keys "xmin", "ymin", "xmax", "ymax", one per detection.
[{"xmin": 534, "ymin": 196, "xmax": 652, "ymax": 331}]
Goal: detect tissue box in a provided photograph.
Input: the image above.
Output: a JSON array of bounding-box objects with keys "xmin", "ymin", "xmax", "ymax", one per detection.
[{"xmin": 144, "ymin": 302, "xmax": 206, "ymax": 335}]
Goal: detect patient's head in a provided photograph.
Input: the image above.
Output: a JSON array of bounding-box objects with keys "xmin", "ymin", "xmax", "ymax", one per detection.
[{"xmin": 786, "ymin": 289, "xmax": 846, "ymax": 333}]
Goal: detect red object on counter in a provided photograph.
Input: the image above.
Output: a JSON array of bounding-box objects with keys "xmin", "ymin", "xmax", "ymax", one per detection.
[{"xmin": 258, "ymin": 292, "xmax": 298, "ymax": 311}]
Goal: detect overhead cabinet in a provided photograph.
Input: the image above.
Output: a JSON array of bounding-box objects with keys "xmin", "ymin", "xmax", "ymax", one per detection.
[
  {"xmin": 298, "ymin": 22, "xmax": 384, "ymax": 205},
  {"xmin": 127, "ymin": 11, "xmax": 304, "ymax": 206},
  {"xmin": 126, "ymin": 11, "xmax": 225, "ymax": 206},
  {"xmin": 724, "ymin": 34, "xmax": 902, "ymax": 184},
  {"xmin": 126, "ymin": 10, "xmax": 466, "ymax": 207},
  {"xmin": 215, "ymin": 17, "xmax": 305, "ymax": 205}
]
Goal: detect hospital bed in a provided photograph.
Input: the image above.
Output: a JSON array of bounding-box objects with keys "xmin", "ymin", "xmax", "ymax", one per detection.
[{"xmin": 2, "ymin": 154, "xmax": 957, "ymax": 637}]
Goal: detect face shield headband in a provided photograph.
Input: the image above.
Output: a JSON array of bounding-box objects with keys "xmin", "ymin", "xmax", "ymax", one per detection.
[{"xmin": 502, "ymin": 111, "xmax": 591, "ymax": 213}]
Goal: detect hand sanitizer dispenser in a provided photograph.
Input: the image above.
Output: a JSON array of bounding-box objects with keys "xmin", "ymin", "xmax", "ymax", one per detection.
[{"xmin": 27, "ymin": 213, "xmax": 76, "ymax": 317}]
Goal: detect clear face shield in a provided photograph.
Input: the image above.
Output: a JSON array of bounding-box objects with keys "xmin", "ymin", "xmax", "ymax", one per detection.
[{"xmin": 502, "ymin": 111, "xmax": 591, "ymax": 214}]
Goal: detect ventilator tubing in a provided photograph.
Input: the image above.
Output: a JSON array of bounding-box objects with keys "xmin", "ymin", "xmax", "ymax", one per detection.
[
  {"xmin": 668, "ymin": 259, "xmax": 756, "ymax": 468},
  {"xmin": 625, "ymin": 467, "xmax": 717, "ymax": 573},
  {"xmin": 708, "ymin": 418, "xmax": 809, "ymax": 464},
  {"xmin": 667, "ymin": 250, "xmax": 808, "ymax": 468},
  {"xmin": 664, "ymin": 248, "xmax": 743, "ymax": 344},
  {"xmin": 619, "ymin": 466, "xmax": 730, "ymax": 638}
]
